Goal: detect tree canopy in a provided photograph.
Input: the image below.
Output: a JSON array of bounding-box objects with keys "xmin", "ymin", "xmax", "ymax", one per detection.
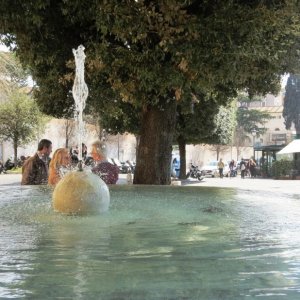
[
  {"xmin": 233, "ymin": 95, "xmax": 273, "ymax": 159},
  {"xmin": 1, "ymin": 1, "xmax": 298, "ymax": 111},
  {"xmin": 1, "ymin": 1, "xmax": 300, "ymax": 183}
]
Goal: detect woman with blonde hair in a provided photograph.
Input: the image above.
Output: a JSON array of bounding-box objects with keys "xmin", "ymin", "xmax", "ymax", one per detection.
[{"xmin": 48, "ymin": 148, "xmax": 71, "ymax": 186}]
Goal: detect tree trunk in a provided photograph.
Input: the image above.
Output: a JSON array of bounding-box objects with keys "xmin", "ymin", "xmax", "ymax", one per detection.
[
  {"xmin": 13, "ymin": 140, "xmax": 18, "ymax": 167},
  {"xmin": 236, "ymin": 145, "xmax": 240, "ymax": 161},
  {"xmin": 177, "ymin": 134, "xmax": 187, "ymax": 179},
  {"xmin": 134, "ymin": 100, "xmax": 177, "ymax": 185},
  {"xmin": 65, "ymin": 119, "xmax": 71, "ymax": 148},
  {"xmin": 65, "ymin": 127, "xmax": 69, "ymax": 148},
  {"xmin": 216, "ymin": 147, "xmax": 220, "ymax": 161}
]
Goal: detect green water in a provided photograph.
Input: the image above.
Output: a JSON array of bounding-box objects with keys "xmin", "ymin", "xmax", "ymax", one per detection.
[{"xmin": 0, "ymin": 185, "xmax": 300, "ymax": 299}]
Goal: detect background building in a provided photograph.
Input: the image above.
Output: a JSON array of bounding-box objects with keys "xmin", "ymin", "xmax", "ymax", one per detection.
[{"xmin": 240, "ymin": 89, "xmax": 294, "ymax": 147}]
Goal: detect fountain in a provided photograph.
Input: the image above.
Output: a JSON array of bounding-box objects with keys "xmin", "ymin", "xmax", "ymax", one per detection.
[
  {"xmin": 1, "ymin": 47, "xmax": 300, "ymax": 299},
  {"xmin": 1, "ymin": 184, "xmax": 300, "ymax": 298},
  {"xmin": 52, "ymin": 45, "xmax": 110, "ymax": 215}
]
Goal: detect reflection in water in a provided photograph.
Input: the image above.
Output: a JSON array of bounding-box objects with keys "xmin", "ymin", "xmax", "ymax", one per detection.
[
  {"xmin": 0, "ymin": 185, "xmax": 300, "ymax": 299},
  {"xmin": 233, "ymin": 190, "xmax": 300, "ymax": 297}
]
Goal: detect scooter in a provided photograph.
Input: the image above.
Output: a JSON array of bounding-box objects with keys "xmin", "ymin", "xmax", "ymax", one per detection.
[{"xmin": 186, "ymin": 164, "xmax": 204, "ymax": 181}]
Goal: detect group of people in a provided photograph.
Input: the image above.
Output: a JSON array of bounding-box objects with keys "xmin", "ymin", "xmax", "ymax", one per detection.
[
  {"xmin": 217, "ymin": 158, "xmax": 257, "ymax": 179},
  {"xmin": 240, "ymin": 158, "xmax": 257, "ymax": 179},
  {"xmin": 21, "ymin": 139, "xmax": 119, "ymax": 186}
]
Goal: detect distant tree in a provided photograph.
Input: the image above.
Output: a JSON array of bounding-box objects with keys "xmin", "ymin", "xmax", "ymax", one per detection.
[
  {"xmin": 206, "ymin": 102, "xmax": 237, "ymax": 161},
  {"xmin": 175, "ymin": 96, "xmax": 236, "ymax": 178},
  {"xmin": 0, "ymin": 90, "xmax": 47, "ymax": 165},
  {"xmin": 63, "ymin": 118, "xmax": 75, "ymax": 148},
  {"xmin": 0, "ymin": 51, "xmax": 29, "ymax": 98},
  {"xmin": 283, "ymin": 74, "xmax": 300, "ymax": 138},
  {"xmin": 237, "ymin": 108, "xmax": 272, "ymax": 135},
  {"xmin": 210, "ymin": 102, "xmax": 237, "ymax": 145},
  {"xmin": 232, "ymin": 125, "xmax": 252, "ymax": 160},
  {"xmin": 234, "ymin": 93, "xmax": 273, "ymax": 159},
  {"xmin": 209, "ymin": 144, "xmax": 231, "ymax": 161}
]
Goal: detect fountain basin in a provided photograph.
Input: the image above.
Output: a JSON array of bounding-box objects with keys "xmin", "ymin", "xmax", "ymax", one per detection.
[{"xmin": 0, "ymin": 184, "xmax": 300, "ymax": 299}]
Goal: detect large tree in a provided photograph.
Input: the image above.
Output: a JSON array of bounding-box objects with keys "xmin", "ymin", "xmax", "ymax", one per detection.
[
  {"xmin": 283, "ymin": 74, "xmax": 300, "ymax": 138},
  {"xmin": 1, "ymin": 1, "xmax": 300, "ymax": 184}
]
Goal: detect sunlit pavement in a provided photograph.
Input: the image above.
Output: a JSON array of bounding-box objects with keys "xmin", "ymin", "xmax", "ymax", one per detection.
[
  {"xmin": 180, "ymin": 176, "xmax": 299, "ymax": 195},
  {"xmin": 0, "ymin": 173, "xmax": 299, "ymax": 194},
  {"xmin": 0, "ymin": 174, "xmax": 22, "ymax": 186}
]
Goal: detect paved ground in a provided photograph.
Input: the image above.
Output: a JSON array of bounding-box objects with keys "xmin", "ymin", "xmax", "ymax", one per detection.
[
  {"xmin": 1, "ymin": 173, "xmax": 299, "ymax": 194},
  {"xmin": 179, "ymin": 176, "xmax": 299, "ymax": 195}
]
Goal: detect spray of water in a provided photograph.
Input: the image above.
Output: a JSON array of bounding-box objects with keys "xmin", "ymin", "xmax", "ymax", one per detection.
[{"xmin": 72, "ymin": 45, "xmax": 88, "ymax": 170}]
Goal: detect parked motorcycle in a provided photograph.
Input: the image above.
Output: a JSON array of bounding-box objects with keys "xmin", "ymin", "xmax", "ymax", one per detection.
[
  {"xmin": 186, "ymin": 164, "xmax": 204, "ymax": 181},
  {"xmin": 4, "ymin": 158, "xmax": 15, "ymax": 171}
]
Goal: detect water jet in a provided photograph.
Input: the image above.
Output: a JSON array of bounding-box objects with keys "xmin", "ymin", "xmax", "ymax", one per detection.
[{"xmin": 52, "ymin": 45, "xmax": 110, "ymax": 214}]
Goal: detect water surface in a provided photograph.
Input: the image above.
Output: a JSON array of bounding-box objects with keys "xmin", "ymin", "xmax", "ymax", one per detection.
[{"xmin": 0, "ymin": 185, "xmax": 300, "ymax": 299}]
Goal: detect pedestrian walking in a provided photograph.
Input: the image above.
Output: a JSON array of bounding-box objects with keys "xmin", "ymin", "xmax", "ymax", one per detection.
[{"xmin": 218, "ymin": 158, "xmax": 225, "ymax": 178}]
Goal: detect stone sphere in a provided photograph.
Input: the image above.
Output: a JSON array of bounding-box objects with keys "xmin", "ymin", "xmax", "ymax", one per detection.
[{"xmin": 52, "ymin": 171, "xmax": 110, "ymax": 215}]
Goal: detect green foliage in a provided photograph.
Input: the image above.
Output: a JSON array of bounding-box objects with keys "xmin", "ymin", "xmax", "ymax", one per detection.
[
  {"xmin": 271, "ymin": 159, "xmax": 293, "ymax": 178},
  {"xmin": 283, "ymin": 74, "xmax": 300, "ymax": 134},
  {"xmin": 0, "ymin": 90, "xmax": 47, "ymax": 146},
  {"xmin": 237, "ymin": 108, "xmax": 273, "ymax": 135},
  {"xmin": 0, "ymin": 51, "xmax": 29, "ymax": 96},
  {"xmin": 92, "ymin": 100, "xmax": 141, "ymax": 135},
  {"xmin": 210, "ymin": 101, "xmax": 237, "ymax": 145},
  {"xmin": 232, "ymin": 93, "xmax": 273, "ymax": 158},
  {"xmin": 175, "ymin": 90, "xmax": 236, "ymax": 146},
  {"xmin": 234, "ymin": 93, "xmax": 273, "ymax": 145},
  {"xmin": 1, "ymin": 1, "xmax": 300, "ymax": 115}
]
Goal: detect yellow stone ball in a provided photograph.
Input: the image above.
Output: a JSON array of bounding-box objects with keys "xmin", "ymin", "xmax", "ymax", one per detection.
[{"xmin": 52, "ymin": 171, "xmax": 110, "ymax": 215}]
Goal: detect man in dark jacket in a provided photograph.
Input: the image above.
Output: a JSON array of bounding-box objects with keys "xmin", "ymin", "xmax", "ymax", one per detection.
[{"xmin": 21, "ymin": 139, "xmax": 52, "ymax": 185}]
